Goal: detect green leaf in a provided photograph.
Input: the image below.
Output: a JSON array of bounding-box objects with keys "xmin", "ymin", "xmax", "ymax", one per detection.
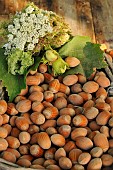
[
  {"xmin": 24, "ymin": 54, "xmax": 42, "ymax": 80},
  {"xmin": 63, "ymin": 64, "xmax": 85, "ymax": 77},
  {"xmin": 0, "ymin": 48, "xmax": 42, "ymax": 101},
  {"xmin": 28, "ymin": 54, "xmax": 42, "ymax": 71},
  {"xmin": 83, "ymin": 42, "xmax": 107, "ymax": 77},
  {"xmin": 0, "ymin": 48, "xmax": 26, "ymax": 102},
  {"xmin": 59, "ymin": 35, "xmax": 107, "ymax": 78},
  {"xmin": 59, "ymin": 35, "xmax": 91, "ymax": 59}
]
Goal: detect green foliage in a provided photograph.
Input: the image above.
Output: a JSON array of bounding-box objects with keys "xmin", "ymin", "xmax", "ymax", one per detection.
[
  {"xmin": 7, "ymin": 49, "xmax": 34, "ymax": 75},
  {"xmin": 59, "ymin": 36, "xmax": 107, "ymax": 78},
  {"xmin": 0, "ymin": 48, "xmax": 26, "ymax": 102},
  {"xmin": 63, "ymin": 64, "xmax": 85, "ymax": 77},
  {"xmin": 59, "ymin": 35, "xmax": 91, "ymax": 59},
  {"xmin": 0, "ymin": 48, "xmax": 42, "ymax": 101},
  {"xmin": 83, "ymin": 42, "xmax": 107, "ymax": 77}
]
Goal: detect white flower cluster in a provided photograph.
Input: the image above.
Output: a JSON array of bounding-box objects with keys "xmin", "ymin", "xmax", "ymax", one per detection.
[{"xmin": 3, "ymin": 5, "xmax": 53, "ymax": 55}]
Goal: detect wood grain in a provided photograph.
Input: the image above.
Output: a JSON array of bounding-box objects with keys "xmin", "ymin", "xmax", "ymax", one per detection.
[
  {"xmin": 0, "ymin": 0, "xmax": 5, "ymax": 15},
  {"xmin": 74, "ymin": 0, "xmax": 95, "ymax": 41},
  {"xmin": 3, "ymin": 0, "xmax": 28, "ymax": 14},
  {"xmin": 0, "ymin": 0, "xmax": 113, "ymax": 48},
  {"xmin": 90, "ymin": 0, "xmax": 113, "ymax": 49}
]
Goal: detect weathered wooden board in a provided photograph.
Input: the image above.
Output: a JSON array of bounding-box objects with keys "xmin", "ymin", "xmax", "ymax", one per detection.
[
  {"xmin": 90, "ymin": 0, "xmax": 113, "ymax": 49},
  {"xmin": 0, "ymin": 0, "xmax": 113, "ymax": 48}
]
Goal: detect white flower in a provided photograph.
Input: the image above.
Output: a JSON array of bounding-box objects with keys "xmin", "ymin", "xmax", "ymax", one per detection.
[
  {"xmin": 33, "ymin": 17, "xmax": 38, "ymax": 24},
  {"xmin": 28, "ymin": 24, "xmax": 34, "ymax": 32},
  {"xmin": 7, "ymin": 34, "xmax": 13, "ymax": 41},
  {"xmin": 14, "ymin": 23, "xmax": 21, "ymax": 29},
  {"xmin": 4, "ymin": 51, "xmax": 9, "ymax": 55},
  {"xmin": 8, "ymin": 25, "xmax": 14, "ymax": 32},
  {"xmin": 20, "ymin": 16, "xmax": 25, "ymax": 23},
  {"xmin": 7, "ymin": 43, "xmax": 12, "ymax": 50},
  {"xmin": 3, "ymin": 43, "xmax": 9, "ymax": 48},
  {"xmin": 4, "ymin": 42, "xmax": 12, "ymax": 50},
  {"xmin": 16, "ymin": 31, "xmax": 22, "ymax": 38},
  {"xmin": 26, "ymin": 16, "xmax": 33, "ymax": 23},
  {"xmin": 35, "ymin": 24, "xmax": 41, "ymax": 30},
  {"xmin": 32, "ymin": 28, "xmax": 37, "ymax": 34},
  {"xmin": 29, "ymin": 32, "xmax": 35, "ymax": 38},
  {"xmin": 13, "ymin": 18, "xmax": 19, "ymax": 24},
  {"xmin": 35, "ymin": 18, "xmax": 42, "ymax": 25},
  {"xmin": 27, "ymin": 43, "xmax": 35, "ymax": 51},
  {"xmin": 42, "ymin": 24, "xmax": 48, "ymax": 31},
  {"xmin": 4, "ymin": 4, "xmax": 53, "ymax": 55},
  {"xmin": 42, "ymin": 16, "xmax": 48, "ymax": 23},
  {"xmin": 14, "ymin": 37, "xmax": 26, "ymax": 50},
  {"xmin": 27, "ymin": 37, "xmax": 33, "ymax": 43},
  {"xmin": 32, "ymin": 38, "xmax": 39, "ymax": 44},
  {"xmin": 20, "ymin": 25, "xmax": 27, "ymax": 32},
  {"xmin": 21, "ymin": 13, "xmax": 28, "ymax": 18},
  {"xmin": 30, "ymin": 13, "xmax": 36, "ymax": 19},
  {"xmin": 25, "ymin": 6, "xmax": 34, "ymax": 14},
  {"xmin": 11, "ymin": 28, "xmax": 17, "ymax": 35},
  {"xmin": 21, "ymin": 32, "xmax": 27, "ymax": 39},
  {"xmin": 37, "ymin": 13, "xmax": 44, "ymax": 19},
  {"xmin": 16, "ymin": 43, "xmax": 24, "ymax": 51},
  {"xmin": 13, "ymin": 38, "xmax": 19, "ymax": 45},
  {"xmin": 47, "ymin": 25, "xmax": 53, "ymax": 33},
  {"xmin": 38, "ymin": 29, "xmax": 46, "ymax": 37}
]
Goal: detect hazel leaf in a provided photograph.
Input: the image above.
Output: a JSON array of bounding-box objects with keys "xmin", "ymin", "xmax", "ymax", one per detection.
[
  {"xmin": 82, "ymin": 42, "xmax": 107, "ymax": 78},
  {"xmin": 59, "ymin": 35, "xmax": 107, "ymax": 78},
  {"xmin": 0, "ymin": 48, "xmax": 26, "ymax": 101}
]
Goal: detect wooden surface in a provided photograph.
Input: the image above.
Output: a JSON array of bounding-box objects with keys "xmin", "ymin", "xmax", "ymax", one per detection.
[{"xmin": 0, "ymin": 0, "xmax": 113, "ymax": 49}]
